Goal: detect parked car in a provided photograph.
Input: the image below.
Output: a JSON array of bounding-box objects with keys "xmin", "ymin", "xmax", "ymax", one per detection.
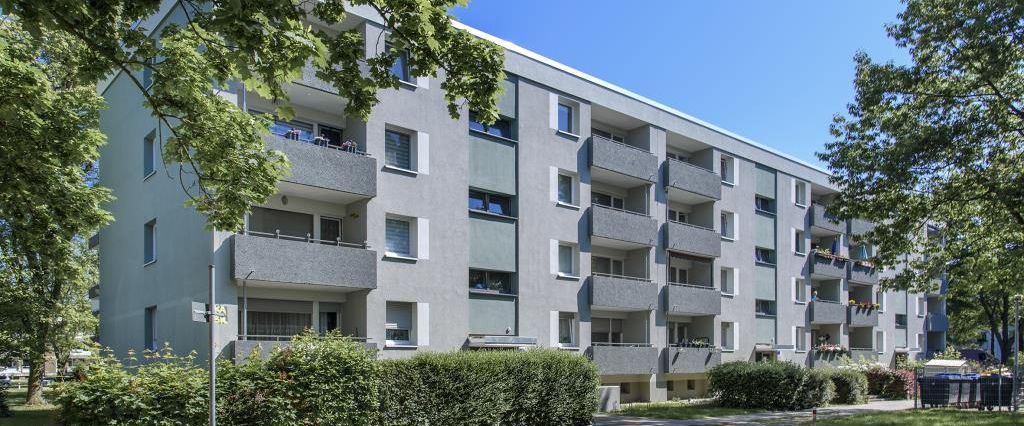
[{"xmin": 0, "ymin": 374, "xmax": 11, "ymax": 386}]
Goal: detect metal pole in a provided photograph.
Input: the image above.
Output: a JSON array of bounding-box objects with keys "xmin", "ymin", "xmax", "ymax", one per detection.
[
  {"xmin": 209, "ymin": 264, "xmax": 216, "ymax": 426},
  {"xmin": 1014, "ymin": 295, "xmax": 1021, "ymax": 412}
]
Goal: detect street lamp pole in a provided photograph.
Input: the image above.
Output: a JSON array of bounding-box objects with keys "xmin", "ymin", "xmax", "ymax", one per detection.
[
  {"xmin": 208, "ymin": 264, "xmax": 216, "ymax": 426},
  {"xmin": 1013, "ymin": 294, "xmax": 1022, "ymax": 412}
]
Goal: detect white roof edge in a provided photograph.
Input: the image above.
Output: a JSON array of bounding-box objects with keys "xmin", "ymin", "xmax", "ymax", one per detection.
[{"xmin": 452, "ymin": 21, "xmax": 831, "ymax": 176}]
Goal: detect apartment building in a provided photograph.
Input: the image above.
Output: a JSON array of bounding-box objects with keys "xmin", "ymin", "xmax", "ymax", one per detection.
[{"xmin": 95, "ymin": 4, "xmax": 946, "ymax": 403}]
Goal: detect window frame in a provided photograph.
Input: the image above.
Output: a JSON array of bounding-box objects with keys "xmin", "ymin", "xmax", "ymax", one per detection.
[
  {"xmin": 720, "ymin": 267, "xmax": 737, "ymax": 296},
  {"xmin": 386, "ymin": 42, "xmax": 413, "ymax": 83},
  {"xmin": 468, "ymin": 268, "xmax": 515, "ymax": 295},
  {"xmin": 793, "ymin": 278, "xmax": 807, "ymax": 304},
  {"xmin": 557, "ymin": 243, "xmax": 577, "ymax": 277},
  {"xmin": 720, "ymin": 155, "xmax": 736, "ymax": 185},
  {"xmin": 755, "ymin": 247, "xmax": 776, "ymax": 266},
  {"xmin": 143, "ymin": 219, "xmax": 157, "ymax": 266},
  {"xmin": 384, "ymin": 128, "xmax": 414, "ymax": 172},
  {"xmin": 795, "ymin": 326, "xmax": 807, "ymax": 352},
  {"xmin": 754, "ymin": 195, "xmax": 777, "ymax": 214},
  {"xmin": 794, "ymin": 180, "xmax": 808, "ymax": 206},
  {"xmin": 558, "ymin": 312, "xmax": 577, "ymax": 348},
  {"xmin": 385, "ymin": 217, "xmax": 413, "ymax": 258},
  {"xmin": 469, "ymin": 111, "xmax": 514, "ymax": 140},
  {"xmin": 557, "ymin": 103, "xmax": 574, "ymax": 134},
  {"xmin": 755, "ymin": 299, "xmax": 777, "ymax": 317},
  {"xmin": 720, "ymin": 211, "xmax": 736, "ymax": 240},
  {"xmin": 468, "ymin": 189, "xmax": 514, "ymax": 217},
  {"xmin": 143, "ymin": 130, "xmax": 157, "ymax": 179},
  {"xmin": 556, "ymin": 172, "xmax": 577, "ymax": 206},
  {"xmin": 793, "ymin": 229, "xmax": 806, "ymax": 255}
]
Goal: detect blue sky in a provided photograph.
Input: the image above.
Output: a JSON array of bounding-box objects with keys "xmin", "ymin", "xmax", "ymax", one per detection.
[{"xmin": 451, "ymin": 1, "xmax": 908, "ymax": 168}]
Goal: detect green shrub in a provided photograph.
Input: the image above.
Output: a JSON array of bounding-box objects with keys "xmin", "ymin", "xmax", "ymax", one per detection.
[
  {"xmin": 864, "ymin": 366, "xmax": 890, "ymax": 395},
  {"xmin": 378, "ymin": 349, "xmax": 598, "ymax": 426},
  {"xmin": 880, "ymin": 369, "xmax": 916, "ymax": 400},
  {"xmin": 216, "ymin": 356, "xmax": 295, "ymax": 425},
  {"xmin": 828, "ymin": 369, "xmax": 868, "ymax": 404},
  {"xmin": 708, "ymin": 361, "xmax": 835, "ymax": 410}
]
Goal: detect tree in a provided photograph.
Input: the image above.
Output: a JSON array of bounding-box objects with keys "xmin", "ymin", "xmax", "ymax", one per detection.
[
  {"xmin": 818, "ymin": 0, "xmax": 1024, "ymax": 362},
  {"xmin": 0, "ymin": 0, "xmax": 506, "ymax": 231},
  {"xmin": 48, "ymin": 243, "xmax": 99, "ymax": 374}
]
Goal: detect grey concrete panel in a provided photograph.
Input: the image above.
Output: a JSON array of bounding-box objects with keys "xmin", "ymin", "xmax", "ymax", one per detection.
[
  {"xmin": 590, "ymin": 136, "xmax": 659, "ymax": 183},
  {"xmin": 665, "ymin": 284, "xmax": 721, "ymax": 315},
  {"xmin": 811, "ymin": 351, "xmax": 845, "ymax": 368},
  {"xmin": 665, "ymin": 159, "xmax": 721, "ymax": 200},
  {"xmin": 468, "ymin": 292, "xmax": 517, "ymax": 335},
  {"xmin": 591, "ymin": 205, "xmax": 658, "ymax": 247},
  {"xmin": 266, "ymin": 135, "xmax": 377, "ymax": 198},
  {"xmin": 665, "ymin": 221, "xmax": 721, "ymax": 258},
  {"xmin": 664, "ymin": 347, "xmax": 720, "ymax": 374},
  {"xmin": 809, "ymin": 203, "xmax": 845, "ymax": 234},
  {"xmin": 810, "ymin": 301, "xmax": 846, "ymax": 324},
  {"xmin": 469, "ymin": 133, "xmax": 517, "ymax": 195},
  {"xmin": 848, "ymin": 263, "xmax": 879, "ymax": 285},
  {"xmin": 591, "ymin": 275, "xmax": 659, "ymax": 311},
  {"xmin": 810, "ymin": 254, "xmax": 849, "ymax": 279},
  {"xmin": 468, "ymin": 215, "xmax": 517, "ymax": 271},
  {"xmin": 848, "ymin": 306, "xmax": 879, "ymax": 327},
  {"xmin": 849, "ymin": 349, "xmax": 878, "ymax": 363},
  {"xmin": 233, "ymin": 234, "xmax": 377, "ymax": 289},
  {"xmin": 587, "ymin": 345, "xmax": 659, "ymax": 376},
  {"xmin": 926, "ymin": 313, "xmax": 948, "ymax": 332},
  {"xmin": 849, "ymin": 219, "xmax": 876, "ymax": 236}
]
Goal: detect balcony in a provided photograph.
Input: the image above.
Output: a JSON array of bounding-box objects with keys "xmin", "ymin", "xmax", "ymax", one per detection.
[
  {"xmin": 811, "ymin": 350, "xmax": 845, "ymax": 368},
  {"xmin": 665, "ymin": 221, "xmax": 721, "ymax": 258},
  {"xmin": 586, "ymin": 344, "xmax": 659, "ymax": 376},
  {"xmin": 810, "ymin": 253, "xmax": 849, "ymax": 279},
  {"xmin": 848, "ymin": 305, "xmax": 879, "ymax": 327},
  {"xmin": 810, "ymin": 203, "xmax": 845, "ymax": 234},
  {"xmin": 665, "ymin": 345, "xmax": 721, "ymax": 374},
  {"xmin": 926, "ymin": 313, "xmax": 949, "ymax": 332},
  {"xmin": 849, "ymin": 218, "xmax": 876, "ymax": 236},
  {"xmin": 848, "ymin": 262, "xmax": 879, "ymax": 285},
  {"xmin": 231, "ymin": 336, "xmax": 376, "ymax": 362},
  {"xmin": 810, "ymin": 300, "xmax": 846, "ymax": 324},
  {"xmin": 232, "ymin": 232, "xmax": 377, "ymax": 290},
  {"xmin": 590, "ymin": 204, "xmax": 658, "ymax": 248},
  {"xmin": 590, "ymin": 274, "xmax": 659, "ymax": 311},
  {"xmin": 665, "ymin": 283, "xmax": 721, "ymax": 316},
  {"xmin": 849, "ymin": 348, "xmax": 878, "ymax": 363},
  {"xmin": 590, "ymin": 135, "xmax": 658, "ymax": 184},
  {"xmin": 665, "ymin": 158, "xmax": 721, "ymax": 202},
  {"xmin": 265, "ymin": 135, "xmax": 377, "ymax": 199}
]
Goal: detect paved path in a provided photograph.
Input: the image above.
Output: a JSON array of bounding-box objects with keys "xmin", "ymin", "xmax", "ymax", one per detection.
[{"xmin": 593, "ymin": 399, "xmax": 914, "ymax": 426}]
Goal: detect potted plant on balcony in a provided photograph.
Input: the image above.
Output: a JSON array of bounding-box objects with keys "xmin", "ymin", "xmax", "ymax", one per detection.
[{"xmin": 848, "ymin": 299, "xmax": 857, "ymax": 306}]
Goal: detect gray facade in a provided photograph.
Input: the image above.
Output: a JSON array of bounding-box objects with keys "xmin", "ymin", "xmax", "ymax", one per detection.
[{"xmin": 96, "ymin": 1, "xmax": 944, "ymax": 405}]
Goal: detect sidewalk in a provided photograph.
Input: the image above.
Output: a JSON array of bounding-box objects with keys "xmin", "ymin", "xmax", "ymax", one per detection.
[{"xmin": 593, "ymin": 399, "xmax": 914, "ymax": 426}]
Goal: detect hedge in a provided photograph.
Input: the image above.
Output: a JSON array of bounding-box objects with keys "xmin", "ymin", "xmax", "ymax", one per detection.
[
  {"xmin": 827, "ymin": 369, "xmax": 868, "ymax": 404},
  {"xmin": 863, "ymin": 366, "xmax": 915, "ymax": 399},
  {"xmin": 708, "ymin": 361, "xmax": 835, "ymax": 410},
  {"xmin": 56, "ymin": 333, "xmax": 598, "ymax": 426}
]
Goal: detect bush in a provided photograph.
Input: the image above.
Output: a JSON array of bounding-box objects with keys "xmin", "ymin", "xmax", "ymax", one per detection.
[
  {"xmin": 828, "ymin": 369, "xmax": 868, "ymax": 404},
  {"xmin": 708, "ymin": 361, "xmax": 835, "ymax": 410},
  {"xmin": 864, "ymin": 366, "xmax": 890, "ymax": 395},
  {"xmin": 880, "ymin": 369, "xmax": 916, "ymax": 400},
  {"xmin": 378, "ymin": 349, "xmax": 598, "ymax": 426},
  {"xmin": 0, "ymin": 382, "xmax": 10, "ymax": 418}
]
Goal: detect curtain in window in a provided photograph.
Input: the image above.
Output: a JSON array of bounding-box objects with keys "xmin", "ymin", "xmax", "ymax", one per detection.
[
  {"xmin": 558, "ymin": 245, "xmax": 573, "ymax": 274},
  {"xmin": 557, "ymin": 175, "xmax": 573, "ymax": 203},
  {"xmin": 558, "ymin": 314, "xmax": 574, "ymax": 344},
  {"xmin": 385, "ymin": 219, "xmax": 411, "ymax": 256},
  {"xmin": 385, "ymin": 130, "xmax": 412, "ymax": 169},
  {"xmin": 249, "ymin": 207, "xmax": 313, "ymax": 238}
]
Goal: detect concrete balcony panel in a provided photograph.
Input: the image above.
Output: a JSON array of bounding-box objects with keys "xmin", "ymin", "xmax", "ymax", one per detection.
[
  {"xmin": 811, "ymin": 351, "xmax": 845, "ymax": 368},
  {"xmin": 848, "ymin": 306, "xmax": 879, "ymax": 327},
  {"xmin": 665, "ymin": 284, "xmax": 721, "ymax": 316},
  {"xmin": 810, "ymin": 203, "xmax": 845, "ymax": 234},
  {"xmin": 590, "ymin": 205, "xmax": 658, "ymax": 248},
  {"xmin": 587, "ymin": 345, "xmax": 659, "ymax": 376},
  {"xmin": 665, "ymin": 158, "xmax": 721, "ymax": 201},
  {"xmin": 231, "ymin": 338, "xmax": 377, "ymax": 362},
  {"xmin": 665, "ymin": 347, "xmax": 720, "ymax": 374},
  {"xmin": 849, "ymin": 348, "xmax": 878, "ymax": 363},
  {"xmin": 926, "ymin": 313, "xmax": 949, "ymax": 332},
  {"xmin": 265, "ymin": 135, "xmax": 377, "ymax": 199},
  {"xmin": 233, "ymin": 233, "xmax": 376, "ymax": 290},
  {"xmin": 849, "ymin": 219, "xmax": 876, "ymax": 236},
  {"xmin": 590, "ymin": 135, "xmax": 658, "ymax": 183},
  {"xmin": 848, "ymin": 262, "xmax": 879, "ymax": 285},
  {"xmin": 810, "ymin": 253, "xmax": 849, "ymax": 279},
  {"xmin": 810, "ymin": 301, "xmax": 846, "ymax": 324},
  {"xmin": 590, "ymin": 274, "xmax": 659, "ymax": 311},
  {"xmin": 665, "ymin": 221, "xmax": 721, "ymax": 258}
]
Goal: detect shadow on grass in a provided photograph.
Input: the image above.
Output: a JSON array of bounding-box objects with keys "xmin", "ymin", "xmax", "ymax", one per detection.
[{"xmin": 1, "ymin": 389, "xmax": 57, "ymax": 426}]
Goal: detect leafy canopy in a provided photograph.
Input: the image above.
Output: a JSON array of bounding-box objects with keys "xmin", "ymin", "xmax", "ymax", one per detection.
[{"xmin": 0, "ymin": 0, "xmax": 506, "ymax": 230}]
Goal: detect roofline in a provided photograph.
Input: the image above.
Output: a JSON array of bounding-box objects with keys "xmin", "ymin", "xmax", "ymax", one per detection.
[{"xmin": 451, "ymin": 21, "xmax": 832, "ymax": 176}]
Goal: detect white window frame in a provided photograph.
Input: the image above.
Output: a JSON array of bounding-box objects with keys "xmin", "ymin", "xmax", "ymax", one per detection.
[
  {"xmin": 793, "ymin": 228, "xmax": 806, "ymax": 255},
  {"xmin": 557, "ymin": 312, "xmax": 577, "ymax": 348},
  {"xmin": 793, "ymin": 180, "xmax": 808, "ymax": 207},
  {"xmin": 721, "ymin": 321, "xmax": 737, "ymax": 352},
  {"xmin": 720, "ymin": 211, "xmax": 737, "ymax": 241},
  {"xmin": 876, "ymin": 330, "xmax": 886, "ymax": 354},
  {"xmin": 794, "ymin": 326, "xmax": 807, "ymax": 352},
  {"xmin": 552, "ymin": 168, "xmax": 579, "ymax": 208},
  {"xmin": 793, "ymin": 278, "xmax": 807, "ymax": 304},
  {"xmin": 553, "ymin": 241, "xmax": 579, "ymax": 279},
  {"xmin": 721, "ymin": 267, "xmax": 737, "ymax": 296},
  {"xmin": 915, "ymin": 333, "xmax": 924, "ymax": 350},
  {"xmin": 877, "ymin": 291, "xmax": 886, "ymax": 312},
  {"xmin": 550, "ymin": 94, "xmax": 581, "ymax": 137},
  {"xmin": 383, "ymin": 126, "xmax": 429, "ymax": 175},
  {"xmin": 917, "ymin": 297, "xmax": 926, "ymax": 317},
  {"xmin": 384, "ymin": 215, "xmax": 427, "ymax": 260},
  {"xmin": 720, "ymin": 155, "xmax": 736, "ymax": 185}
]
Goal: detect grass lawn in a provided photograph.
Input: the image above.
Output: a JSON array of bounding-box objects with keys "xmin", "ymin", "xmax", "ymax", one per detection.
[
  {"xmin": 808, "ymin": 409, "xmax": 1024, "ymax": 425},
  {"xmin": 1, "ymin": 389, "xmax": 58, "ymax": 426},
  {"xmin": 616, "ymin": 401, "xmax": 761, "ymax": 420}
]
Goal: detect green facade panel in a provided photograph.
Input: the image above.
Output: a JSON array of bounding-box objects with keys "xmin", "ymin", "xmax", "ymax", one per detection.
[
  {"xmin": 469, "ymin": 134, "xmax": 517, "ymax": 195},
  {"xmin": 754, "ymin": 264, "xmax": 776, "ymax": 300},
  {"xmin": 755, "ymin": 165, "xmax": 776, "ymax": 198},
  {"xmin": 469, "ymin": 215, "xmax": 516, "ymax": 271},
  {"xmin": 468, "ymin": 293, "xmax": 517, "ymax": 335}
]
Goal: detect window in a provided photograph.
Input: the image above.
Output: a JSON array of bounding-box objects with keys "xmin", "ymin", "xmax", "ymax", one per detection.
[
  {"xmin": 385, "ymin": 218, "xmax": 412, "ymax": 257},
  {"xmin": 557, "ymin": 173, "xmax": 575, "ymax": 205},
  {"xmin": 916, "ymin": 333, "xmax": 924, "ymax": 350},
  {"xmin": 319, "ymin": 216, "xmax": 342, "ymax": 245},
  {"xmin": 667, "ymin": 152, "xmax": 690, "ymax": 162},
  {"xmin": 876, "ymin": 330, "xmax": 885, "ymax": 353},
  {"xmin": 794, "ymin": 180, "xmax": 807, "ymax": 206},
  {"xmin": 591, "ymin": 128, "xmax": 624, "ymax": 143},
  {"xmin": 558, "ymin": 244, "xmax": 576, "ymax": 276},
  {"xmin": 387, "ymin": 42, "xmax": 411, "ymax": 82},
  {"xmin": 384, "ymin": 129, "xmax": 412, "ymax": 170},
  {"xmin": 669, "ymin": 209, "xmax": 688, "ymax": 223},
  {"xmin": 591, "ymin": 317, "xmax": 623, "ymax": 343},
  {"xmin": 269, "ymin": 116, "xmax": 315, "ymax": 142},
  {"xmin": 794, "ymin": 278, "xmax": 807, "ymax": 303},
  {"xmin": 721, "ymin": 267, "xmax": 736, "ymax": 295},
  {"xmin": 669, "ymin": 267, "xmax": 688, "ymax": 284},
  {"xmin": 592, "ymin": 256, "xmax": 624, "ymax": 276},
  {"xmin": 592, "ymin": 192, "xmax": 624, "ymax": 209},
  {"xmin": 244, "ymin": 310, "xmax": 311, "ymax": 337},
  {"xmin": 620, "ymin": 383, "xmax": 631, "ymax": 394},
  {"xmin": 720, "ymin": 155, "xmax": 735, "ymax": 184},
  {"xmin": 794, "ymin": 229, "xmax": 806, "ymax": 254},
  {"xmin": 721, "ymin": 322, "xmax": 736, "ymax": 351},
  {"xmin": 317, "ymin": 125, "xmax": 344, "ymax": 148},
  {"xmin": 144, "ymin": 306, "xmax": 157, "ymax": 351},
  {"xmin": 795, "ymin": 326, "xmax": 807, "ymax": 351},
  {"xmin": 557, "ymin": 103, "xmax": 573, "ymax": 133},
  {"xmin": 853, "ymin": 243, "xmax": 871, "ymax": 260},
  {"xmin": 667, "ymin": 321, "xmax": 689, "ymax": 345},
  {"xmin": 917, "ymin": 297, "xmax": 926, "ymax": 317},
  {"xmin": 720, "ymin": 211, "xmax": 736, "ymax": 239},
  {"xmin": 895, "ymin": 314, "xmax": 908, "ymax": 328},
  {"xmin": 248, "ymin": 207, "xmax": 313, "ymax": 238},
  {"xmin": 755, "ymin": 300, "xmax": 777, "ymax": 316},
  {"xmin": 667, "ymin": 381, "xmax": 674, "ymax": 392},
  {"xmin": 142, "ymin": 59, "xmax": 154, "ymax": 89},
  {"xmin": 755, "ymin": 247, "xmax": 776, "ymax": 265},
  {"xmin": 469, "ymin": 111, "xmax": 513, "ymax": 139},
  {"xmin": 754, "ymin": 196, "xmax": 776, "ymax": 214},
  {"xmin": 876, "ymin": 291, "xmax": 885, "ymax": 312},
  {"xmin": 558, "ymin": 313, "xmax": 576, "ymax": 347},
  {"xmin": 143, "ymin": 130, "xmax": 157, "ymax": 178},
  {"xmin": 687, "ymin": 380, "xmax": 695, "ymax": 391},
  {"xmin": 468, "ymin": 269, "xmax": 513, "ymax": 294},
  {"xmin": 468, "ymin": 190, "xmax": 512, "ymax": 216},
  {"xmin": 319, "ymin": 310, "xmax": 339, "ymax": 334},
  {"xmin": 385, "ymin": 302, "xmax": 413, "ymax": 346},
  {"xmin": 144, "ymin": 219, "xmax": 157, "ymax": 265}
]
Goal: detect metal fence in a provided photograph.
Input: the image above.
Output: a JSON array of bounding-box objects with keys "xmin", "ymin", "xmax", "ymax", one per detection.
[{"xmin": 914, "ymin": 366, "xmax": 1023, "ymax": 412}]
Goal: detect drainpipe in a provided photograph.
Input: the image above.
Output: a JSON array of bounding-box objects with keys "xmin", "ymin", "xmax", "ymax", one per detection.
[{"xmin": 242, "ymin": 270, "xmax": 254, "ymax": 338}]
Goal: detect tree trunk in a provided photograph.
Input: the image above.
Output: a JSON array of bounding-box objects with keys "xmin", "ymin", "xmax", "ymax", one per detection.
[{"xmin": 25, "ymin": 353, "xmax": 45, "ymax": 406}]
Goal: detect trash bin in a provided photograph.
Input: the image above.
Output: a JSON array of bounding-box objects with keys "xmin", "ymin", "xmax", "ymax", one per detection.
[
  {"xmin": 980, "ymin": 375, "xmax": 1014, "ymax": 409},
  {"xmin": 919, "ymin": 377, "xmax": 951, "ymax": 407},
  {"xmin": 920, "ymin": 374, "xmax": 980, "ymax": 408}
]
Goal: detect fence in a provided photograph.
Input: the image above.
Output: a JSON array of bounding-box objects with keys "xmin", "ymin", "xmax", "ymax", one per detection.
[{"xmin": 914, "ymin": 366, "xmax": 1023, "ymax": 412}]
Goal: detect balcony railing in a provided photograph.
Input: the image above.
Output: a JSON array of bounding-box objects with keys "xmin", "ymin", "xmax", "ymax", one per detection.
[
  {"xmin": 587, "ymin": 343, "xmax": 659, "ymax": 376},
  {"xmin": 666, "ymin": 220, "xmax": 721, "ymax": 258},
  {"xmin": 590, "ymin": 204, "xmax": 658, "ymax": 247},
  {"xmin": 264, "ymin": 134, "xmax": 377, "ymax": 198},
  {"xmin": 592, "ymin": 272, "xmax": 651, "ymax": 283},
  {"xmin": 590, "ymin": 134, "xmax": 658, "ymax": 183},
  {"xmin": 590, "ymin": 274, "xmax": 659, "ymax": 311},
  {"xmin": 232, "ymin": 232, "xmax": 377, "ymax": 290},
  {"xmin": 665, "ymin": 157, "xmax": 722, "ymax": 201},
  {"xmin": 241, "ymin": 229, "xmax": 368, "ymax": 249},
  {"xmin": 810, "ymin": 202, "xmax": 845, "ymax": 234},
  {"xmin": 666, "ymin": 281, "xmax": 721, "ymax": 315}
]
